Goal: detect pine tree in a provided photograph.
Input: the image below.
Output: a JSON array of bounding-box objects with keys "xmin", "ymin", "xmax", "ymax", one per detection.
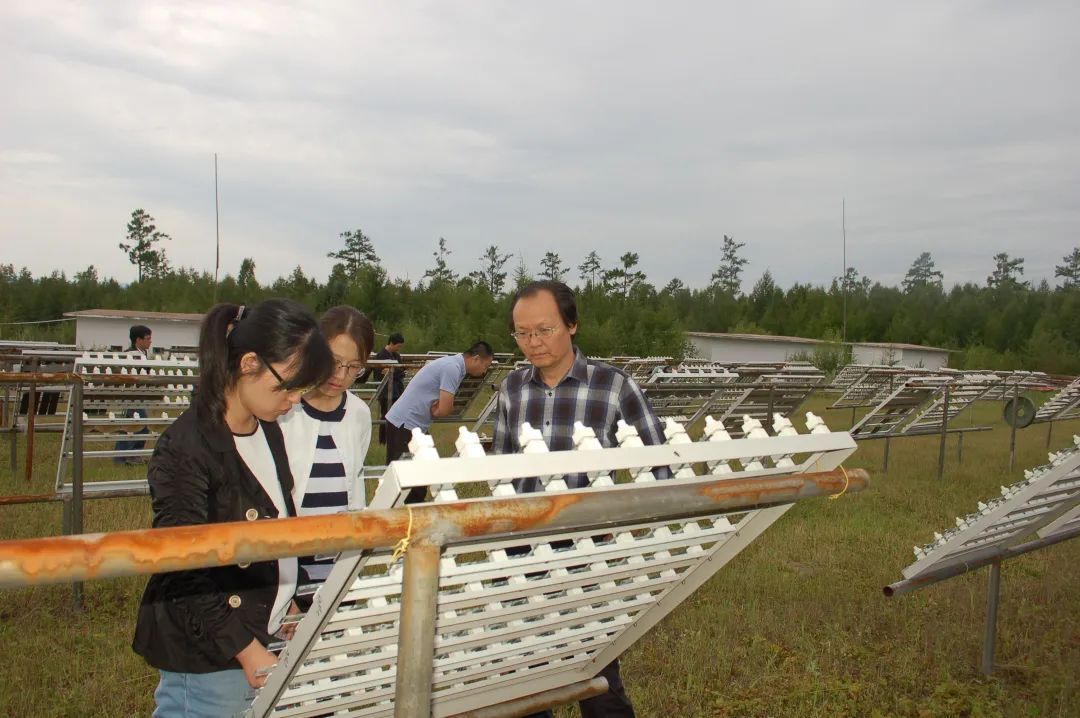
[
  {"xmin": 603, "ymin": 252, "xmax": 647, "ymax": 298},
  {"xmin": 468, "ymin": 245, "xmax": 513, "ymax": 294},
  {"xmin": 710, "ymin": 235, "xmax": 748, "ymax": 295},
  {"xmin": 119, "ymin": 209, "xmax": 171, "ymax": 282},
  {"xmin": 540, "ymin": 251, "xmax": 565, "ymax": 281},
  {"xmin": 902, "ymin": 252, "xmax": 944, "ymax": 292},
  {"xmin": 238, "ymin": 258, "xmax": 257, "ymax": 289},
  {"xmin": 1054, "ymin": 247, "xmax": 1080, "ymax": 289},
  {"xmin": 578, "ymin": 251, "xmax": 602, "ymax": 287},
  {"xmin": 987, "ymin": 252, "xmax": 1028, "ymax": 290},
  {"xmin": 327, "ymin": 228, "xmax": 380, "ymax": 280},
  {"xmin": 422, "ymin": 237, "xmax": 458, "ymax": 285}
]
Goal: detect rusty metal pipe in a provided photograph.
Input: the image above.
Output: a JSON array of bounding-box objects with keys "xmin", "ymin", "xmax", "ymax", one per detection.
[
  {"xmin": 446, "ymin": 677, "xmax": 609, "ymax": 718},
  {"xmin": 393, "ymin": 539, "xmax": 442, "ymax": 718},
  {"xmin": 0, "ymin": 372, "xmax": 200, "ymax": 387},
  {"xmin": 0, "ymin": 467, "xmax": 868, "ymax": 590},
  {"xmin": 884, "ymin": 522, "xmax": 1080, "ymax": 598}
]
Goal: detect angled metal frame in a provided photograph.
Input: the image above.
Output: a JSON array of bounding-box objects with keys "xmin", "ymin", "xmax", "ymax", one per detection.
[
  {"xmin": 250, "ymin": 415, "xmax": 857, "ymax": 717},
  {"xmin": 888, "ymin": 438, "xmax": 1080, "ymax": 675},
  {"xmin": 54, "ymin": 354, "xmax": 197, "ymax": 496}
]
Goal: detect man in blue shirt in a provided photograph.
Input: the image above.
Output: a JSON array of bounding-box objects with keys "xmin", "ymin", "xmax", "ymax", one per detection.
[{"xmin": 384, "ymin": 341, "xmax": 495, "ymax": 494}]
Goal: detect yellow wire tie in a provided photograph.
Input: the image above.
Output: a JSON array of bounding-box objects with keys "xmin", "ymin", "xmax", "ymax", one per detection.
[
  {"xmin": 390, "ymin": 505, "xmax": 415, "ymax": 563},
  {"xmin": 829, "ymin": 466, "xmax": 850, "ymax": 500}
]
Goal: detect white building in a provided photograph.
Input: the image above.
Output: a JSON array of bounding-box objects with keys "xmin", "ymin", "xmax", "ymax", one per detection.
[
  {"xmin": 849, "ymin": 342, "xmax": 951, "ymax": 369},
  {"xmin": 686, "ymin": 331, "xmax": 951, "ymax": 369},
  {"xmin": 64, "ymin": 309, "xmax": 203, "ymax": 351}
]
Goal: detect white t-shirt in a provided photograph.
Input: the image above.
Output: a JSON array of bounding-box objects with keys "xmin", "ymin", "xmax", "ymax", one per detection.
[{"xmin": 233, "ymin": 423, "xmax": 298, "ymax": 634}]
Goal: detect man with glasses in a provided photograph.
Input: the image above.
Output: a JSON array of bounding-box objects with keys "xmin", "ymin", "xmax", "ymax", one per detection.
[
  {"xmin": 384, "ymin": 341, "xmax": 495, "ymax": 500},
  {"xmin": 493, "ymin": 280, "xmax": 668, "ymax": 718}
]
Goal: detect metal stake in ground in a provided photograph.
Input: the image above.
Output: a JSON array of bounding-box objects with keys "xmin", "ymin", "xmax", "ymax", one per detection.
[
  {"xmin": 936, "ymin": 383, "xmax": 950, "ymax": 480},
  {"xmin": 982, "ymin": 560, "xmax": 1002, "ymax": 676}
]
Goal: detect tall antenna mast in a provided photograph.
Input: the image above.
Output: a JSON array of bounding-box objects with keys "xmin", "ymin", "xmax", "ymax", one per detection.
[
  {"xmin": 213, "ymin": 153, "xmax": 221, "ymax": 303},
  {"xmin": 842, "ymin": 197, "xmax": 847, "ymax": 344}
]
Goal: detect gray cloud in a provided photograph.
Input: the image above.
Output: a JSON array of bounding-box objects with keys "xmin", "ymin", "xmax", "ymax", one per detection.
[{"xmin": 2, "ymin": 1, "xmax": 1077, "ymax": 291}]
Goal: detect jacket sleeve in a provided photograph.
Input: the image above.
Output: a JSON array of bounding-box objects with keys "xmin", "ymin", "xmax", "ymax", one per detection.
[{"xmin": 147, "ymin": 428, "xmax": 255, "ymax": 663}]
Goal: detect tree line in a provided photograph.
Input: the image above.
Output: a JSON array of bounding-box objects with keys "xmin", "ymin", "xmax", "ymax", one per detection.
[{"xmin": 3, "ymin": 209, "xmax": 1080, "ymax": 374}]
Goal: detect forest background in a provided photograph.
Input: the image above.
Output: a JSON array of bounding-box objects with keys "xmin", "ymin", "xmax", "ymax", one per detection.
[{"xmin": 4, "ymin": 209, "xmax": 1080, "ymax": 375}]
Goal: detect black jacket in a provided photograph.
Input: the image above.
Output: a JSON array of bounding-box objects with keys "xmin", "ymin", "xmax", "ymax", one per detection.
[
  {"xmin": 362, "ymin": 348, "xmax": 405, "ymax": 401},
  {"xmin": 132, "ymin": 404, "xmax": 297, "ymax": 673}
]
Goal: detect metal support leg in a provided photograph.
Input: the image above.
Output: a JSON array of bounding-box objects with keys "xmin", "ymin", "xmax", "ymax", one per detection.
[
  {"xmin": 1008, "ymin": 389, "xmax": 1019, "ymax": 472},
  {"xmin": 957, "ymin": 433, "xmax": 964, "ymax": 463},
  {"xmin": 394, "ymin": 539, "xmax": 442, "ymax": 718},
  {"xmin": 850, "ymin": 406, "xmax": 857, "ymax": 429},
  {"xmin": 1046, "ymin": 421, "xmax": 1053, "ymax": 449},
  {"xmin": 981, "ymin": 561, "xmax": 1002, "ymax": 676},
  {"xmin": 71, "ymin": 379, "xmax": 84, "ymax": 611},
  {"xmin": 937, "ymin": 384, "xmax": 950, "ymax": 481},
  {"xmin": 883, "ymin": 436, "xmax": 891, "ymax": 474},
  {"xmin": 25, "ymin": 381, "xmax": 36, "ymax": 484}
]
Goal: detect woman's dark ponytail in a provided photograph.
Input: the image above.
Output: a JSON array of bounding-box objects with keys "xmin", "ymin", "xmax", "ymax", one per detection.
[
  {"xmin": 197, "ymin": 303, "xmax": 242, "ymax": 427},
  {"xmin": 196, "ymin": 299, "xmax": 333, "ymax": 425}
]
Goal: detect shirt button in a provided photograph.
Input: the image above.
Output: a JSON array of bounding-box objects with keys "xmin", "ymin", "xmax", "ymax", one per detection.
[
  {"xmin": 245, "ymin": 508, "xmax": 259, "ymax": 521},
  {"xmin": 547, "ymin": 392, "xmax": 553, "ymax": 397},
  {"xmin": 545, "ymin": 421, "xmax": 551, "ymax": 426},
  {"xmin": 228, "ymin": 595, "xmax": 242, "ymax": 609}
]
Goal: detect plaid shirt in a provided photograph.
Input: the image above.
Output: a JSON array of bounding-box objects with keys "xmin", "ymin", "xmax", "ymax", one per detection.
[{"xmin": 493, "ymin": 347, "xmax": 669, "ymax": 489}]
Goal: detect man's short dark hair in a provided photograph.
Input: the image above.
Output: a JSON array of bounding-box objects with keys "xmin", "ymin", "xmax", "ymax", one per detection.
[
  {"xmin": 129, "ymin": 325, "xmax": 152, "ymax": 344},
  {"xmin": 466, "ymin": 340, "xmax": 494, "ymax": 358},
  {"xmin": 508, "ymin": 280, "xmax": 578, "ymax": 331},
  {"xmin": 388, "ymin": 332, "xmax": 405, "ymax": 345}
]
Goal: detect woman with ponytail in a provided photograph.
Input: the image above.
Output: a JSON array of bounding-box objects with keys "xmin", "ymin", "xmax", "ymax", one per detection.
[
  {"xmin": 133, "ymin": 299, "xmax": 333, "ymax": 717},
  {"xmin": 279, "ymin": 306, "xmax": 375, "ymax": 591}
]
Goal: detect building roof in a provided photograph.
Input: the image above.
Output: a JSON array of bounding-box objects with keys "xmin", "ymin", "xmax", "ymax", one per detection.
[
  {"xmin": 686, "ymin": 331, "xmax": 952, "ymax": 353},
  {"xmin": 686, "ymin": 331, "xmax": 821, "ymax": 345},
  {"xmin": 64, "ymin": 308, "xmax": 204, "ymax": 323},
  {"xmin": 853, "ymin": 341, "xmax": 953, "ymax": 353}
]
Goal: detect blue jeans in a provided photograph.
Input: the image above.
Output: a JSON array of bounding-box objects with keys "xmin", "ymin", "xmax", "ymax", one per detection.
[{"xmin": 153, "ymin": 669, "xmax": 253, "ymax": 718}]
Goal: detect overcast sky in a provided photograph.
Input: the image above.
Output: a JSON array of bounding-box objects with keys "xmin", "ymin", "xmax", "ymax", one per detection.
[{"xmin": 2, "ymin": 1, "xmax": 1078, "ymax": 291}]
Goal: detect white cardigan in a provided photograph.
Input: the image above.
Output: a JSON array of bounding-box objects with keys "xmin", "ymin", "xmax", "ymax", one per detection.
[{"xmin": 278, "ymin": 391, "xmax": 372, "ymax": 510}]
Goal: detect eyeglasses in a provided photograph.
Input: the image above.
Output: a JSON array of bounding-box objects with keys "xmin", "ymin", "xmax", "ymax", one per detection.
[
  {"xmin": 333, "ymin": 359, "xmax": 365, "ymax": 375},
  {"xmin": 511, "ymin": 327, "xmax": 558, "ymax": 342},
  {"xmin": 259, "ymin": 356, "xmax": 315, "ymax": 394}
]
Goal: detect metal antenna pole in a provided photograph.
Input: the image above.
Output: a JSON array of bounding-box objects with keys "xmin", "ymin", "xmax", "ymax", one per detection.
[
  {"xmin": 213, "ymin": 153, "xmax": 221, "ymax": 303},
  {"xmin": 842, "ymin": 198, "xmax": 847, "ymax": 344}
]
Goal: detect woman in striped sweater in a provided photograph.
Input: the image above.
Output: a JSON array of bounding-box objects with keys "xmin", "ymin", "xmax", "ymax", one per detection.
[{"xmin": 279, "ymin": 306, "xmax": 374, "ymax": 589}]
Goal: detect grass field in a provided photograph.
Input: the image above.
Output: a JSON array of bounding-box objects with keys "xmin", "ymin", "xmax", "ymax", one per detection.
[{"xmin": 1, "ymin": 396, "xmax": 1078, "ymax": 717}]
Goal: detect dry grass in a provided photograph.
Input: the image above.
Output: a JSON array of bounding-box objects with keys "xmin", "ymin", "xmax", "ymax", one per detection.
[{"xmin": 1, "ymin": 396, "xmax": 1078, "ymax": 717}]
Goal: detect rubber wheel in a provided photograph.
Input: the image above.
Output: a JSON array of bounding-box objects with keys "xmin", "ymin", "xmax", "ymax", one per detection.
[{"xmin": 1003, "ymin": 396, "xmax": 1036, "ymax": 428}]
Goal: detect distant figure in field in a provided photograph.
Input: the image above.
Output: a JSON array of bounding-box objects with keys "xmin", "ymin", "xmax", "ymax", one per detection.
[
  {"xmin": 115, "ymin": 324, "xmax": 153, "ymax": 461},
  {"xmin": 383, "ymin": 341, "xmax": 495, "ymax": 501},
  {"xmin": 361, "ymin": 332, "xmax": 405, "ymax": 445}
]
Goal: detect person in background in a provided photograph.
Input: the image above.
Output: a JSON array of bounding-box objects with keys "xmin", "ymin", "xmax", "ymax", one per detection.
[
  {"xmin": 360, "ymin": 332, "xmax": 405, "ymax": 445},
  {"xmin": 114, "ymin": 324, "xmax": 153, "ymax": 462},
  {"xmin": 279, "ymin": 306, "xmax": 374, "ymax": 589},
  {"xmin": 384, "ymin": 341, "xmax": 495, "ymax": 501},
  {"xmin": 132, "ymin": 299, "xmax": 334, "ymax": 718},
  {"xmin": 129, "ymin": 324, "xmax": 153, "ymax": 356},
  {"xmin": 494, "ymin": 280, "xmax": 670, "ymax": 718}
]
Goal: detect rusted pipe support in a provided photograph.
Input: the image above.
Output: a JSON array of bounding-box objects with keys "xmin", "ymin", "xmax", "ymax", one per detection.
[
  {"xmin": 0, "ymin": 372, "xmax": 199, "ymax": 387},
  {"xmin": 393, "ymin": 539, "xmax": 443, "ymax": 718},
  {"xmin": 0, "ymin": 467, "xmax": 869, "ymax": 590},
  {"xmin": 446, "ymin": 677, "xmax": 609, "ymax": 718}
]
